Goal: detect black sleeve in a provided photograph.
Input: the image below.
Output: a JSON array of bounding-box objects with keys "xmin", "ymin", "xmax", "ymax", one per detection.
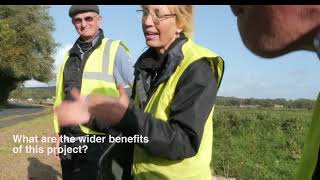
[{"xmin": 116, "ymin": 58, "xmax": 219, "ymax": 160}]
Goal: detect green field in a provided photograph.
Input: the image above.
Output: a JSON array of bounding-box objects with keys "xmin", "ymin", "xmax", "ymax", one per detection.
[{"xmin": 212, "ymin": 106, "xmax": 312, "ymax": 179}]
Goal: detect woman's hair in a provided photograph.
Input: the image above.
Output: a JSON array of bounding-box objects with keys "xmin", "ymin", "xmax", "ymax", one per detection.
[
  {"xmin": 168, "ymin": 5, "xmax": 194, "ymax": 38},
  {"xmin": 140, "ymin": 5, "xmax": 194, "ymax": 38}
]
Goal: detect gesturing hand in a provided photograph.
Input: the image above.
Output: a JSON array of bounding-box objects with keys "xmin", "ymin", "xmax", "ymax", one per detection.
[
  {"xmin": 54, "ymin": 84, "xmax": 129, "ymax": 127},
  {"xmin": 87, "ymin": 84, "xmax": 129, "ymax": 125},
  {"xmin": 54, "ymin": 88, "xmax": 90, "ymax": 126}
]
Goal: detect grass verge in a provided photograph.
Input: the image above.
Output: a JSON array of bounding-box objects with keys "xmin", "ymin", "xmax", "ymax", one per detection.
[{"xmin": 0, "ymin": 113, "xmax": 62, "ymax": 180}]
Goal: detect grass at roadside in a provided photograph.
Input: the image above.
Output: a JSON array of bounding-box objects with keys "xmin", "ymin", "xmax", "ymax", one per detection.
[
  {"xmin": 0, "ymin": 113, "xmax": 62, "ymax": 180},
  {"xmin": 0, "ymin": 104, "xmax": 7, "ymax": 109},
  {"xmin": 212, "ymin": 106, "xmax": 311, "ymax": 179},
  {"xmin": 0, "ymin": 108, "xmax": 52, "ymax": 122}
]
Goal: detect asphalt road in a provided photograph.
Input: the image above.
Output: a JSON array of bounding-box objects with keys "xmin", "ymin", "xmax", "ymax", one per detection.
[
  {"xmin": 0, "ymin": 103, "xmax": 50, "ymax": 128},
  {"xmin": 0, "ymin": 103, "xmax": 46, "ymax": 116},
  {"xmin": 0, "ymin": 88, "xmax": 132, "ymax": 129}
]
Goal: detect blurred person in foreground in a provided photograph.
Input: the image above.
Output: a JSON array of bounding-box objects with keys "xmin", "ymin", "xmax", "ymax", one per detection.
[{"xmin": 230, "ymin": 5, "xmax": 320, "ymax": 180}]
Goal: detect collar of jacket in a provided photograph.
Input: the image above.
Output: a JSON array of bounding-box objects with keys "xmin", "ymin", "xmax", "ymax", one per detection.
[
  {"xmin": 134, "ymin": 33, "xmax": 188, "ymax": 85},
  {"xmin": 69, "ymin": 28, "xmax": 105, "ymax": 56},
  {"xmin": 313, "ymin": 30, "xmax": 320, "ymax": 60}
]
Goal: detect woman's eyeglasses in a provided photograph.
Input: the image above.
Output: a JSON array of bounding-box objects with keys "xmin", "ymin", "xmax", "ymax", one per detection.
[{"xmin": 136, "ymin": 9, "xmax": 176, "ymax": 24}]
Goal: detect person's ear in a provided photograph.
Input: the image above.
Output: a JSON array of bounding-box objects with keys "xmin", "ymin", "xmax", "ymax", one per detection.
[
  {"xmin": 97, "ymin": 15, "xmax": 102, "ymax": 27},
  {"xmin": 176, "ymin": 21, "xmax": 184, "ymax": 34}
]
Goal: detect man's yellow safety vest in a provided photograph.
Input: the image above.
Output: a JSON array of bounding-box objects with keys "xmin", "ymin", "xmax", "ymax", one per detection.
[
  {"xmin": 295, "ymin": 93, "xmax": 320, "ymax": 179},
  {"xmin": 53, "ymin": 38, "xmax": 129, "ymax": 135},
  {"xmin": 133, "ymin": 39, "xmax": 224, "ymax": 180}
]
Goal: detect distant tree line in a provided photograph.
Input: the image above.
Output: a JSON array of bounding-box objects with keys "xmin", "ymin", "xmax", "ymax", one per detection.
[
  {"xmin": 9, "ymin": 86, "xmax": 55, "ymax": 100},
  {"xmin": 216, "ymin": 96, "xmax": 315, "ymax": 110},
  {"xmin": 9, "ymin": 87, "xmax": 315, "ymax": 110}
]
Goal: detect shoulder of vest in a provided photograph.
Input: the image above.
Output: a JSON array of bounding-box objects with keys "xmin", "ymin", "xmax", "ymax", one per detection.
[
  {"xmin": 101, "ymin": 37, "xmax": 129, "ymax": 52},
  {"xmin": 110, "ymin": 39, "xmax": 131, "ymax": 55},
  {"xmin": 66, "ymin": 49, "xmax": 71, "ymax": 55},
  {"xmin": 180, "ymin": 39, "xmax": 225, "ymax": 87},
  {"xmin": 183, "ymin": 39, "xmax": 220, "ymax": 58}
]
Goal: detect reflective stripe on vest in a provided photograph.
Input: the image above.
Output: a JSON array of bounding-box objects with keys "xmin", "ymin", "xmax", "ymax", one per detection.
[
  {"xmin": 133, "ymin": 39, "xmax": 224, "ymax": 180},
  {"xmin": 83, "ymin": 72, "xmax": 115, "ymax": 82},
  {"xmin": 295, "ymin": 92, "xmax": 320, "ymax": 180},
  {"xmin": 53, "ymin": 38, "xmax": 129, "ymax": 134},
  {"xmin": 82, "ymin": 39, "xmax": 115, "ymax": 83}
]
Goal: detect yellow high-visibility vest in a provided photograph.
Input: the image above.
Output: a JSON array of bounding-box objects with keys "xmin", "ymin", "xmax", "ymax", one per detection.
[
  {"xmin": 53, "ymin": 38, "xmax": 129, "ymax": 134},
  {"xmin": 133, "ymin": 39, "xmax": 224, "ymax": 180},
  {"xmin": 295, "ymin": 92, "xmax": 320, "ymax": 179}
]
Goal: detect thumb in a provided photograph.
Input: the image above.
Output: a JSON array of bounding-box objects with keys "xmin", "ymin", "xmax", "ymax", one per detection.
[
  {"xmin": 117, "ymin": 84, "xmax": 128, "ymax": 103},
  {"xmin": 71, "ymin": 88, "xmax": 81, "ymax": 101}
]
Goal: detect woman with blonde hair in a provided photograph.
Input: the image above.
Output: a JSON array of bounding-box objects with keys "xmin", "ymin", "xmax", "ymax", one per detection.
[{"xmin": 55, "ymin": 5, "xmax": 224, "ymax": 179}]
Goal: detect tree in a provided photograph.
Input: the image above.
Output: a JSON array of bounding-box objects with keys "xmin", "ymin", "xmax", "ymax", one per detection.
[{"xmin": 0, "ymin": 5, "xmax": 56, "ymax": 105}]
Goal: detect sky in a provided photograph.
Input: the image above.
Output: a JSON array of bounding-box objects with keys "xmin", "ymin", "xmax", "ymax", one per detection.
[{"xmin": 24, "ymin": 5, "xmax": 320, "ymax": 100}]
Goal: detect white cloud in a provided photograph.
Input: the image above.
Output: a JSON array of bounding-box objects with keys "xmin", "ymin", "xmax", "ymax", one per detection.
[
  {"xmin": 54, "ymin": 43, "xmax": 73, "ymax": 73},
  {"xmin": 24, "ymin": 44, "xmax": 72, "ymax": 87},
  {"xmin": 242, "ymin": 72, "xmax": 271, "ymax": 89},
  {"xmin": 288, "ymin": 69, "xmax": 306, "ymax": 77},
  {"xmin": 218, "ymin": 72, "xmax": 275, "ymax": 98},
  {"xmin": 23, "ymin": 80, "xmax": 50, "ymax": 87}
]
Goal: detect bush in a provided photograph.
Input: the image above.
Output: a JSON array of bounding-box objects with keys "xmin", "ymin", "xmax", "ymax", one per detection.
[{"xmin": 212, "ymin": 106, "xmax": 311, "ymax": 179}]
